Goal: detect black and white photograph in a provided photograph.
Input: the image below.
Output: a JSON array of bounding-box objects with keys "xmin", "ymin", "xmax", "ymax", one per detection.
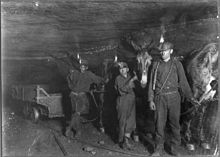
[{"xmin": 1, "ymin": 0, "xmax": 219, "ymax": 156}]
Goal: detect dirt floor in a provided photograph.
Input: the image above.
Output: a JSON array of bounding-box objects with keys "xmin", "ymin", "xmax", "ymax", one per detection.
[{"xmin": 2, "ymin": 97, "xmax": 218, "ymax": 157}]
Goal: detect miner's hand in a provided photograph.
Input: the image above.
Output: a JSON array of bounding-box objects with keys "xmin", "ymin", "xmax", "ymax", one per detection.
[
  {"xmin": 190, "ymin": 97, "xmax": 200, "ymax": 107},
  {"xmin": 132, "ymin": 75, "xmax": 138, "ymax": 81},
  {"xmin": 149, "ymin": 101, "xmax": 156, "ymax": 110},
  {"xmin": 132, "ymin": 71, "xmax": 138, "ymax": 81},
  {"xmin": 105, "ymin": 78, "xmax": 109, "ymax": 83},
  {"xmin": 129, "ymin": 80, "xmax": 135, "ymax": 88}
]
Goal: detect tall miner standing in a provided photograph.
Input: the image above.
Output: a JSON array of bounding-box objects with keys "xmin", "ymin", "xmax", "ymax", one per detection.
[{"xmin": 148, "ymin": 42, "xmax": 198, "ymax": 156}]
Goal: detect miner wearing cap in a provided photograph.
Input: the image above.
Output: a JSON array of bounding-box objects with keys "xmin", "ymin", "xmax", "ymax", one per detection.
[
  {"xmin": 148, "ymin": 42, "xmax": 197, "ymax": 156},
  {"xmin": 65, "ymin": 59, "xmax": 104, "ymax": 137},
  {"xmin": 114, "ymin": 62, "xmax": 138, "ymax": 149}
]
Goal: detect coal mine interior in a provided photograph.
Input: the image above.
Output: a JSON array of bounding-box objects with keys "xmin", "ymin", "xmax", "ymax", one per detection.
[{"xmin": 2, "ymin": 0, "xmax": 219, "ymax": 156}]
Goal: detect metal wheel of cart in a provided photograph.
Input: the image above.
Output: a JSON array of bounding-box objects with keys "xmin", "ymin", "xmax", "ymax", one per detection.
[
  {"xmin": 30, "ymin": 107, "xmax": 40, "ymax": 123},
  {"xmin": 11, "ymin": 84, "xmax": 64, "ymax": 122}
]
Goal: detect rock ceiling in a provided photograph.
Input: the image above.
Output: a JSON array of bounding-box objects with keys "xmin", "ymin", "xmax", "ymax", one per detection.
[{"xmin": 1, "ymin": 0, "xmax": 218, "ymax": 61}]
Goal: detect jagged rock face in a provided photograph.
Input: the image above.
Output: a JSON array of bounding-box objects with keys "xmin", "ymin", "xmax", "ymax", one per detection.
[
  {"xmin": 1, "ymin": 0, "xmax": 218, "ymax": 89},
  {"xmin": 2, "ymin": 0, "xmax": 218, "ymax": 59}
]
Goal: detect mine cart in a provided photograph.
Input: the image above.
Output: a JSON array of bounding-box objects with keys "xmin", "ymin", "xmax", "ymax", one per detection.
[{"xmin": 11, "ymin": 84, "xmax": 64, "ymax": 123}]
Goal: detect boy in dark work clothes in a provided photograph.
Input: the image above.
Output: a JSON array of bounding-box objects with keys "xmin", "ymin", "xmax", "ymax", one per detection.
[
  {"xmin": 148, "ymin": 42, "xmax": 198, "ymax": 156},
  {"xmin": 114, "ymin": 62, "xmax": 138, "ymax": 149},
  {"xmin": 65, "ymin": 59, "xmax": 104, "ymax": 137}
]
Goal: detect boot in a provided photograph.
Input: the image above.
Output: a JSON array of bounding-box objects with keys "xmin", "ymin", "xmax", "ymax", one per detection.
[
  {"xmin": 133, "ymin": 134, "xmax": 139, "ymax": 142},
  {"xmin": 119, "ymin": 137, "xmax": 132, "ymax": 150},
  {"xmin": 132, "ymin": 130, "xmax": 139, "ymax": 142},
  {"xmin": 151, "ymin": 144, "xmax": 163, "ymax": 156},
  {"xmin": 65, "ymin": 127, "xmax": 73, "ymax": 138},
  {"xmin": 124, "ymin": 137, "xmax": 132, "ymax": 149},
  {"xmin": 74, "ymin": 130, "xmax": 81, "ymax": 138},
  {"xmin": 169, "ymin": 145, "xmax": 180, "ymax": 156}
]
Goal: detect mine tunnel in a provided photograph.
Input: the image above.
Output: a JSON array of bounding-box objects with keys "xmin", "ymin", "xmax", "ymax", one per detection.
[{"xmin": 2, "ymin": 0, "xmax": 219, "ymax": 156}]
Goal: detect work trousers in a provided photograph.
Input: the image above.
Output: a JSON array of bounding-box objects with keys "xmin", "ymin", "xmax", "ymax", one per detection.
[
  {"xmin": 70, "ymin": 92, "xmax": 90, "ymax": 115},
  {"xmin": 116, "ymin": 94, "xmax": 136, "ymax": 143},
  {"xmin": 154, "ymin": 91, "xmax": 181, "ymax": 146},
  {"xmin": 67, "ymin": 92, "xmax": 90, "ymax": 132}
]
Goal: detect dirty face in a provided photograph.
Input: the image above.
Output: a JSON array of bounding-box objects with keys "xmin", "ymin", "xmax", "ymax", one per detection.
[
  {"xmin": 119, "ymin": 67, "xmax": 129, "ymax": 77},
  {"xmin": 80, "ymin": 65, "xmax": 88, "ymax": 73},
  {"xmin": 137, "ymin": 51, "xmax": 152, "ymax": 88},
  {"xmin": 160, "ymin": 49, "xmax": 172, "ymax": 61}
]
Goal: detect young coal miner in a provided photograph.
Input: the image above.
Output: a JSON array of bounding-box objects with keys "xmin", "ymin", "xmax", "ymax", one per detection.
[
  {"xmin": 114, "ymin": 62, "xmax": 138, "ymax": 149},
  {"xmin": 148, "ymin": 42, "xmax": 198, "ymax": 156},
  {"xmin": 65, "ymin": 60, "xmax": 104, "ymax": 137}
]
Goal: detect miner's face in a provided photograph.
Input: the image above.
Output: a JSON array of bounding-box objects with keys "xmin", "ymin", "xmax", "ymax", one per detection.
[
  {"xmin": 119, "ymin": 67, "xmax": 129, "ymax": 77},
  {"xmin": 160, "ymin": 49, "xmax": 173, "ymax": 61},
  {"xmin": 80, "ymin": 65, "xmax": 87, "ymax": 73}
]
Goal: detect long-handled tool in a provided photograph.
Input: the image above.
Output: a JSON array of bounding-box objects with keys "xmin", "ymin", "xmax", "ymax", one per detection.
[{"xmin": 51, "ymin": 130, "xmax": 68, "ymax": 156}]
